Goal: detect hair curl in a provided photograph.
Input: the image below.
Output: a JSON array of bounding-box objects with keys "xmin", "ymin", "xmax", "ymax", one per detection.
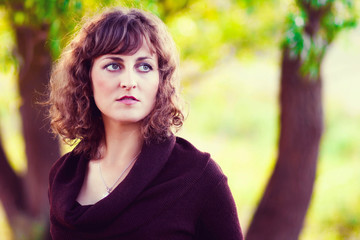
[{"xmin": 48, "ymin": 7, "xmax": 184, "ymax": 158}]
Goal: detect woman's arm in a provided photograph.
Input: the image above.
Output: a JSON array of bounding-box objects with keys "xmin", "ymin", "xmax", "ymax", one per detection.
[{"xmin": 195, "ymin": 177, "xmax": 243, "ymax": 240}]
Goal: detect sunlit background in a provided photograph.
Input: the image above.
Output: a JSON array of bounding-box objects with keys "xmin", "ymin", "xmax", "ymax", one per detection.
[{"xmin": 0, "ymin": 0, "xmax": 359, "ymax": 239}]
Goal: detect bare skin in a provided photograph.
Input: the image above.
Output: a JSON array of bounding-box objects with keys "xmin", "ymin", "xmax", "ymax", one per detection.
[
  {"xmin": 76, "ymin": 123, "xmax": 143, "ymax": 205},
  {"xmin": 76, "ymin": 42, "xmax": 159, "ymax": 205}
]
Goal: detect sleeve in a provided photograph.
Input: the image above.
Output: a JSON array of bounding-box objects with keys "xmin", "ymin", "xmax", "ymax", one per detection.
[{"xmin": 195, "ymin": 176, "xmax": 243, "ymax": 240}]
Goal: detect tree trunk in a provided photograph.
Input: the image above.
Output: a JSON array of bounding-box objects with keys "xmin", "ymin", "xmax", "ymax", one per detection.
[
  {"xmin": 17, "ymin": 24, "xmax": 61, "ymax": 238},
  {"xmin": 16, "ymin": 23, "xmax": 60, "ymax": 219},
  {"xmin": 244, "ymin": 1, "xmax": 335, "ymax": 238},
  {"xmin": 0, "ymin": 24, "xmax": 60, "ymax": 239},
  {"xmin": 246, "ymin": 47, "xmax": 323, "ymax": 239}
]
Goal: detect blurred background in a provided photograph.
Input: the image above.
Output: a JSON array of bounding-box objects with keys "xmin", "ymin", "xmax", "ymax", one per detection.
[{"xmin": 0, "ymin": 0, "xmax": 359, "ymax": 239}]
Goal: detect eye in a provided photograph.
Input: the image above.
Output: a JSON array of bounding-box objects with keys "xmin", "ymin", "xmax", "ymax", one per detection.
[
  {"xmin": 137, "ymin": 63, "xmax": 153, "ymax": 73},
  {"xmin": 104, "ymin": 63, "xmax": 121, "ymax": 72}
]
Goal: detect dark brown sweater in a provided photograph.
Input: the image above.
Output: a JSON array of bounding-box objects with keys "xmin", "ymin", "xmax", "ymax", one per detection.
[{"xmin": 48, "ymin": 136, "xmax": 243, "ymax": 240}]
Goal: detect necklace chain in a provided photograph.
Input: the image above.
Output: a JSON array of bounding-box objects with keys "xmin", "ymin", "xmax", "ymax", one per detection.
[{"xmin": 98, "ymin": 153, "xmax": 139, "ymax": 194}]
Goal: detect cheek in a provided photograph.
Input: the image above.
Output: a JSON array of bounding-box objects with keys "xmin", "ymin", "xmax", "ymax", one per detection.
[
  {"xmin": 92, "ymin": 72, "xmax": 112, "ymax": 96},
  {"xmin": 149, "ymin": 83, "xmax": 160, "ymax": 111},
  {"xmin": 151, "ymin": 80, "xmax": 160, "ymax": 102}
]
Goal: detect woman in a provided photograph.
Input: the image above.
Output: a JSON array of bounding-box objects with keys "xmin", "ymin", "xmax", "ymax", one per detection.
[{"xmin": 48, "ymin": 7, "xmax": 243, "ymax": 240}]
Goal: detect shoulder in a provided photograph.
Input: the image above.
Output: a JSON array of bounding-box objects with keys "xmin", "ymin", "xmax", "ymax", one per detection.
[
  {"xmin": 48, "ymin": 148, "xmax": 82, "ymax": 188},
  {"xmin": 49, "ymin": 152, "xmax": 70, "ymax": 182},
  {"xmin": 170, "ymin": 136, "xmax": 226, "ymax": 184},
  {"xmin": 173, "ymin": 137, "xmax": 210, "ymax": 160}
]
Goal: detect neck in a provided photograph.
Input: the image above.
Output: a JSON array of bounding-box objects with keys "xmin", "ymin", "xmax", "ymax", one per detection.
[{"xmin": 100, "ymin": 117, "xmax": 143, "ymax": 166}]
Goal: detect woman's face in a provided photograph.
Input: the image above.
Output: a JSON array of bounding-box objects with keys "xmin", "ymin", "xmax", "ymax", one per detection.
[{"xmin": 91, "ymin": 41, "xmax": 159, "ymax": 126}]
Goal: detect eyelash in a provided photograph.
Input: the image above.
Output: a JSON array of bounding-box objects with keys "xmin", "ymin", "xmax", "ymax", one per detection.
[
  {"xmin": 103, "ymin": 62, "xmax": 153, "ymax": 72},
  {"xmin": 104, "ymin": 63, "xmax": 121, "ymax": 72},
  {"xmin": 137, "ymin": 63, "xmax": 153, "ymax": 72}
]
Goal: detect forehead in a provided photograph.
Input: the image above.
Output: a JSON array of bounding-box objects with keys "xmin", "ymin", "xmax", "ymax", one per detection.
[
  {"xmin": 93, "ymin": 40, "xmax": 158, "ymax": 64},
  {"xmin": 119, "ymin": 38, "xmax": 156, "ymax": 57},
  {"xmin": 133, "ymin": 39, "xmax": 156, "ymax": 57}
]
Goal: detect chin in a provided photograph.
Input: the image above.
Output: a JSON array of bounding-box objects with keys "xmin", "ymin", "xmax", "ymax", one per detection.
[
  {"xmin": 104, "ymin": 111, "xmax": 152, "ymax": 125},
  {"xmin": 115, "ymin": 116, "xmax": 146, "ymax": 125}
]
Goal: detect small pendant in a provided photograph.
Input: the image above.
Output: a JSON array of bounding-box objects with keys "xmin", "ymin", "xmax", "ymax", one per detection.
[{"xmin": 102, "ymin": 191, "xmax": 109, "ymax": 198}]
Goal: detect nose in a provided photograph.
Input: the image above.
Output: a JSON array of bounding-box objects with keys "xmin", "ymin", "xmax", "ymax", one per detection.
[{"xmin": 120, "ymin": 69, "xmax": 137, "ymax": 90}]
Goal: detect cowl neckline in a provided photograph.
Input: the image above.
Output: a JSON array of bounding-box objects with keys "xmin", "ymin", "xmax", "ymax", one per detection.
[{"xmin": 49, "ymin": 136, "xmax": 177, "ymax": 232}]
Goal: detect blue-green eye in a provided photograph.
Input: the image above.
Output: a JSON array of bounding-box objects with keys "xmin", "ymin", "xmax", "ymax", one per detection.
[
  {"xmin": 137, "ymin": 63, "xmax": 153, "ymax": 72},
  {"xmin": 105, "ymin": 63, "xmax": 121, "ymax": 72}
]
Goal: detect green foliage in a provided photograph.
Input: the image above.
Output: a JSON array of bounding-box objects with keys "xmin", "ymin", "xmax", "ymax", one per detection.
[
  {"xmin": 283, "ymin": 0, "xmax": 358, "ymax": 79},
  {"xmin": 166, "ymin": 0, "xmax": 288, "ymax": 70},
  {"xmin": 1, "ymin": 0, "xmax": 83, "ymax": 59},
  {"xmin": 1, "ymin": 0, "xmax": 288, "ymax": 68},
  {"xmin": 43, "ymin": 0, "xmax": 83, "ymax": 58},
  {"xmin": 0, "ymin": 7, "xmax": 16, "ymax": 74},
  {"xmin": 321, "ymin": 1, "xmax": 358, "ymax": 42},
  {"xmin": 284, "ymin": 11, "xmax": 307, "ymax": 57},
  {"xmin": 298, "ymin": 0, "xmax": 336, "ymax": 8}
]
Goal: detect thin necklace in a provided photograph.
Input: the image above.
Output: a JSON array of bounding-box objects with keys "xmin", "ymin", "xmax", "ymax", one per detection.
[{"xmin": 98, "ymin": 152, "xmax": 139, "ymax": 195}]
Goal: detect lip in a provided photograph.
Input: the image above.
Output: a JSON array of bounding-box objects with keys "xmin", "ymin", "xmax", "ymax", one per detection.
[{"xmin": 116, "ymin": 95, "xmax": 140, "ymax": 105}]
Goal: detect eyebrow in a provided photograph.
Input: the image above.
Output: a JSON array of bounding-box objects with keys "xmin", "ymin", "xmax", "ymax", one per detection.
[
  {"xmin": 103, "ymin": 56, "xmax": 155, "ymax": 62},
  {"xmin": 137, "ymin": 56, "xmax": 154, "ymax": 61},
  {"xmin": 103, "ymin": 56, "xmax": 123, "ymax": 62}
]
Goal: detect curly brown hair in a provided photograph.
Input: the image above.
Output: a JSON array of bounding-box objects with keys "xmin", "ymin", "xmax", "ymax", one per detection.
[{"xmin": 48, "ymin": 7, "xmax": 184, "ymax": 158}]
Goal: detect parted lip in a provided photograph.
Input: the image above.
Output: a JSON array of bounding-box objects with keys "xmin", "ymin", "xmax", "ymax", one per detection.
[{"xmin": 116, "ymin": 95, "xmax": 139, "ymax": 101}]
